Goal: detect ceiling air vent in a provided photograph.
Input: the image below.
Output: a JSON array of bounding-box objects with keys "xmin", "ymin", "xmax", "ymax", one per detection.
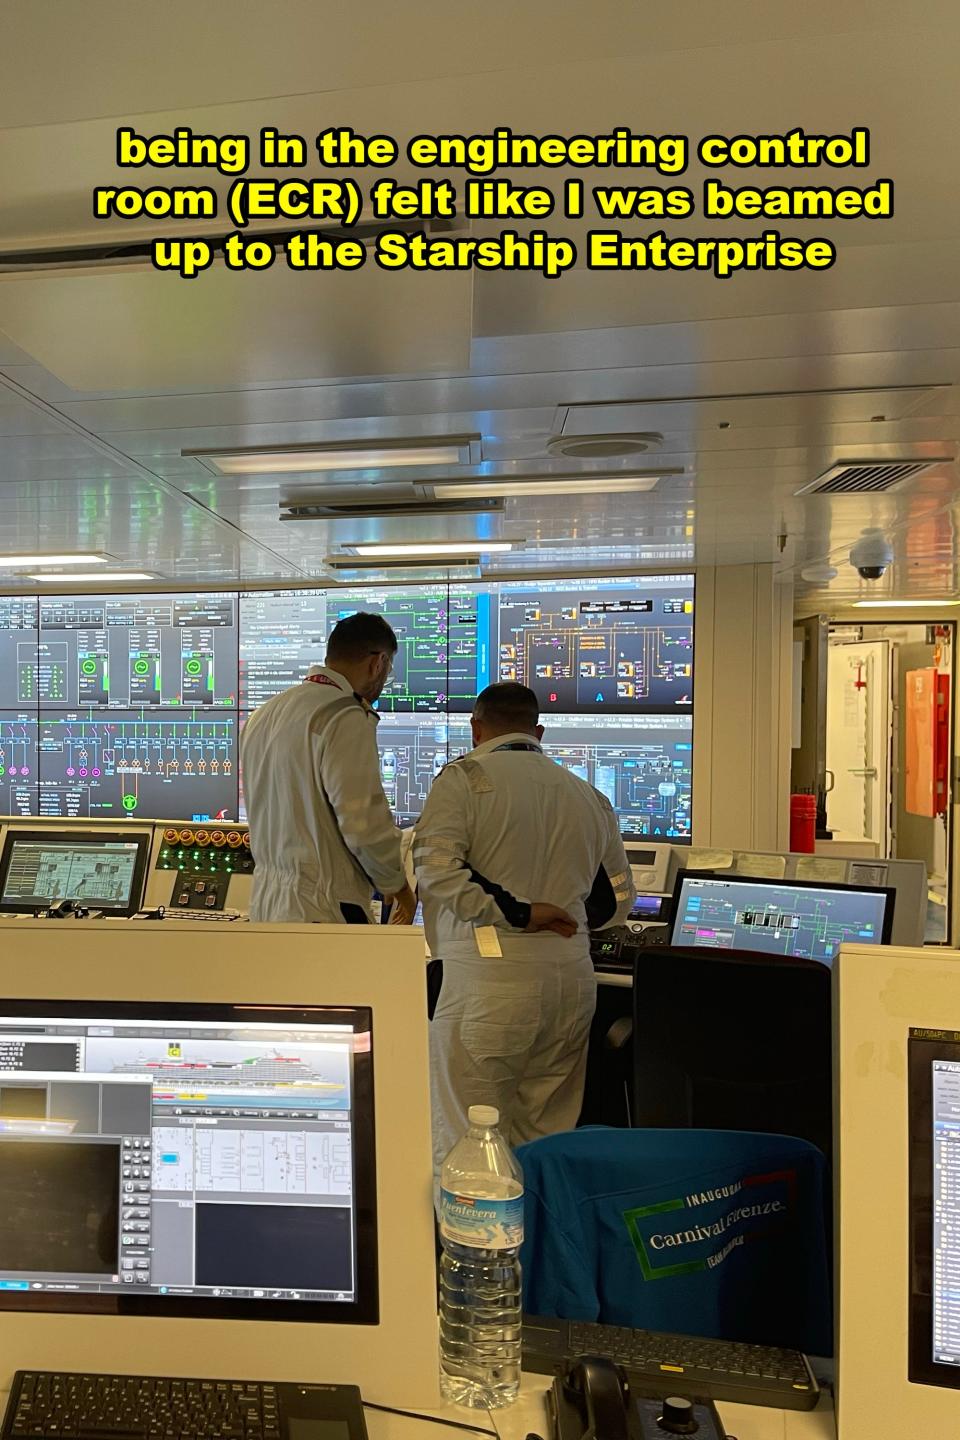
[
  {"xmin": 547, "ymin": 432, "xmax": 663, "ymax": 460},
  {"xmin": 796, "ymin": 458, "xmax": 952, "ymax": 496}
]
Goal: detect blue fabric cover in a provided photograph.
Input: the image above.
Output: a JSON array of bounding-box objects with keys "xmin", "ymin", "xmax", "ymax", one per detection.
[{"xmin": 518, "ymin": 1127, "xmax": 831, "ymax": 1355}]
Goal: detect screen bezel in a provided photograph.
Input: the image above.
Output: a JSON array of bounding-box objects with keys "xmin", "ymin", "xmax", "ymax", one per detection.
[
  {"xmin": 0, "ymin": 999, "xmax": 378, "ymax": 1326},
  {"xmin": 667, "ymin": 869, "xmax": 896, "ymax": 952},
  {"xmin": 0, "ymin": 830, "xmax": 151, "ymax": 917},
  {"xmin": 908, "ymin": 1031, "xmax": 960, "ymax": 1388}
]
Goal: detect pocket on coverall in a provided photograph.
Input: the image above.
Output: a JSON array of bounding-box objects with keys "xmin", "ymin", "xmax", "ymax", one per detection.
[{"xmin": 460, "ymin": 983, "xmax": 542, "ymax": 1059}]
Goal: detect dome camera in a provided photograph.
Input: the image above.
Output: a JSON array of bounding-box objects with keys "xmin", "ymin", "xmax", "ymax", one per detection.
[{"xmin": 849, "ymin": 530, "xmax": 893, "ymax": 582}]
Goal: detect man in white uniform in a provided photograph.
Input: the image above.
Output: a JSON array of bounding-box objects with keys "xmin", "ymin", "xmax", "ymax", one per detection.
[
  {"xmin": 241, "ymin": 611, "xmax": 414, "ymax": 925},
  {"xmin": 415, "ymin": 682, "xmax": 635, "ymax": 1169}
]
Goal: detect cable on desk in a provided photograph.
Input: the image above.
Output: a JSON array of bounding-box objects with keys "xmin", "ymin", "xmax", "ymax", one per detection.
[{"xmin": 362, "ymin": 1400, "xmax": 497, "ymax": 1435}]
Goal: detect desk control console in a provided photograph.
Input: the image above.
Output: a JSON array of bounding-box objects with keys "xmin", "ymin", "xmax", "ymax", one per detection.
[
  {"xmin": 0, "ymin": 818, "xmax": 256, "ymax": 918},
  {"xmin": 591, "ymin": 924, "xmax": 669, "ymax": 972}
]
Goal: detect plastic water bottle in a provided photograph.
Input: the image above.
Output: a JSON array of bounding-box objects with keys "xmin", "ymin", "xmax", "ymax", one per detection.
[{"xmin": 438, "ymin": 1105, "xmax": 523, "ymax": 1409}]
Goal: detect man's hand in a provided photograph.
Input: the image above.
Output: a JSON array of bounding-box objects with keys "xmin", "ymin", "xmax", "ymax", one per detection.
[
  {"xmin": 386, "ymin": 883, "xmax": 416, "ymax": 925},
  {"xmin": 525, "ymin": 902, "xmax": 578, "ymax": 938}
]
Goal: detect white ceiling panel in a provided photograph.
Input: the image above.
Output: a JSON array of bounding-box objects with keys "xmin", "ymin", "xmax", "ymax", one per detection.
[
  {"xmin": 473, "ymin": 308, "xmax": 960, "ymax": 377},
  {"xmin": 0, "ymin": 265, "xmax": 471, "ymax": 390},
  {"xmin": 8, "ymin": 0, "xmax": 914, "ymax": 131}
]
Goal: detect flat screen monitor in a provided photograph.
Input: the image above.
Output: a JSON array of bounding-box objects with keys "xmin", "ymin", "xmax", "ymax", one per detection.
[
  {"xmin": 909, "ymin": 1030, "xmax": 960, "ymax": 1387},
  {"xmin": 0, "ymin": 831, "xmax": 150, "ymax": 916},
  {"xmin": 0, "ymin": 1002, "xmax": 374, "ymax": 1323},
  {"xmin": 465, "ymin": 573, "xmax": 694, "ymax": 714},
  {"xmin": 38, "ymin": 709, "xmax": 239, "ymax": 823},
  {"xmin": 628, "ymin": 894, "xmax": 668, "ymax": 922},
  {"xmin": 37, "ymin": 593, "xmax": 238, "ymax": 709},
  {"xmin": 669, "ymin": 870, "xmax": 894, "ymax": 962},
  {"xmin": 0, "ymin": 924, "xmax": 436, "ymax": 1407}
]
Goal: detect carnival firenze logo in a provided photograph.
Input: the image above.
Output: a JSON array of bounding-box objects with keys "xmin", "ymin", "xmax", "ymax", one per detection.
[{"xmin": 623, "ymin": 1168, "xmax": 797, "ymax": 1281}]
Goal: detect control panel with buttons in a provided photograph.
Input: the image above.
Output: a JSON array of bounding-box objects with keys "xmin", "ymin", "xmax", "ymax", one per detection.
[
  {"xmin": 154, "ymin": 827, "xmax": 254, "ymax": 913},
  {"xmin": 120, "ymin": 1135, "xmax": 152, "ymax": 1283},
  {"xmin": 170, "ymin": 872, "xmax": 231, "ymax": 911}
]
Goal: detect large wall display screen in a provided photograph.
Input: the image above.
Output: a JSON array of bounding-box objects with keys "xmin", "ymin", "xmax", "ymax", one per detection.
[{"xmin": 0, "ymin": 577, "xmax": 694, "ymax": 837}]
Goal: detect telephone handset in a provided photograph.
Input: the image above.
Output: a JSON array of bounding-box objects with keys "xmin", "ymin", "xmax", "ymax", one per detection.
[
  {"xmin": 550, "ymin": 1355, "xmax": 729, "ymax": 1440},
  {"xmin": 566, "ymin": 1357, "xmax": 631, "ymax": 1440}
]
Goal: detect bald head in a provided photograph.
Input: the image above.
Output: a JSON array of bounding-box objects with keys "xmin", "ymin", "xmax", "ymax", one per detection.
[{"xmin": 471, "ymin": 682, "xmax": 544, "ymax": 747}]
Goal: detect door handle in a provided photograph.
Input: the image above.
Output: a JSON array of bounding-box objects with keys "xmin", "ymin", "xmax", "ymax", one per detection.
[
  {"xmin": 848, "ymin": 768, "xmax": 878, "ymax": 778},
  {"xmin": 824, "ymin": 769, "xmax": 836, "ymax": 793}
]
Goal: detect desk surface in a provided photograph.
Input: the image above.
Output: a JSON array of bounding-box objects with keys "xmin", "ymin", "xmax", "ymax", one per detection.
[
  {"xmin": 0, "ymin": 1373, "xmax": 837, "ymax": 1440},
  {"xmin": 362, "ymin": 1373, "xmax": 837, "ymax": 1440}
]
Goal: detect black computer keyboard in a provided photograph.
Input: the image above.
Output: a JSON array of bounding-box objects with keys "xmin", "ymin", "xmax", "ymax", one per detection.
[
  {"xmin": 1, "ymin": 1372, "xmax": 365, "ymax": 1440},
  {"xmin": 522, "ymin": 1315, "xmax": 821, "ymax": 1411}
]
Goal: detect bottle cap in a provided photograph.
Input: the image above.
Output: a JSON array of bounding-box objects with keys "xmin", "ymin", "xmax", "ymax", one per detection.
[{"xmin": 468, "ymin": 1105, "xmax": 500, "ymax": 1127}]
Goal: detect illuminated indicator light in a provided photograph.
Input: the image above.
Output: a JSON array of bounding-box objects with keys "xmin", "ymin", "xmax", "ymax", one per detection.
[{"xmin": 660, "ymin": 1365, "xmax": 684, "ymax": 1373}]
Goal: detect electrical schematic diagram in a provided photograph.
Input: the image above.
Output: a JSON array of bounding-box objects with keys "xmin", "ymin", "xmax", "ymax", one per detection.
[
  {"xmin": 0, "ymin": 712, "xmax": 38, "ymax": 816},
  {"xmin": 0, "ymin": 599, "xmax": 39, "ymax": 707},
  {"xmin": 544, "ymin": 715, "xmax": 692, "ymax": 839},
  {"xmin": 376, "ymin": 715, "xmax": 453, "ymax": 823},
  {"xmin": 37, "ymin": 709, "xmax": 238, "ymax": 821},
  {"xmin": 676, "ymin": 883, "xmax": 886, "ymax": 960},
  {"xmin": 329, "ymin": 587, "xmax": 451, "ymax": 711},
  {"xmin": 37, "ymin": 595, "xmax": 238, "ymax": 709},
  {"xmin": 153, "ymin": 1126, "xmax": 351, "ymax": 1198},
  {"xmin": 494, "ymin": 577, "xmax": 694, "ymax": 712},
  {"xmin": 1, "ymin": 576, "xmax": 695, "ymax": 835},
  {"xmin": 1, "ymin": 842, "xmax": 138, "ymax": 906}
]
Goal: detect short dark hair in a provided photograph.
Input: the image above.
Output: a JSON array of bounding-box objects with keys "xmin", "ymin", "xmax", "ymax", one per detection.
[
  {"xmin": 473, "ymin": 681, "xmax": 540, "ymax": 731},
  {"xmin": 326, "ymin": 611, "xmax": 398, "ymax": 663}
]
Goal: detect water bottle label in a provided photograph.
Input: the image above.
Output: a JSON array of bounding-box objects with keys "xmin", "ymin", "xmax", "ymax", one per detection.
[{"xmin": 439, "ymin": 1188, "xmax": 524, "ymax": 1248}]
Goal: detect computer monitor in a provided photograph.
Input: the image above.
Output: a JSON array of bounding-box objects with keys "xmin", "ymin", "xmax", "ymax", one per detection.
[
  {"xmin": 836, "ymin": 944, "xmax": 960, "ymax": 1438},
  {"xmin": 909, "ymin": 1030, "xmax": 960, "ymax": 1387},
  {"xmin": 0, "ymin": 830, "xmax": 150, "ymax": 916},
  {"xmin": 669, "ymin": 870, "xmax": 894, "ymax": 962},
  {"xmin": 0, "ymin": 922, "xmax": 437, "ymax": 1407},
  {"xmin": 0, "ymin": 1001, "xmax": 375, "ymax": 1315},
  {"xmin": 627, "ymin": 893, "xmax": 668, "ymax": 923}
]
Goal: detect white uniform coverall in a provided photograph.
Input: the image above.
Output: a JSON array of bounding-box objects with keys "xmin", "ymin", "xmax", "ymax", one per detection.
[
  {"xmin": 414, "ymin": 733, "xmax": 635, "ymax": 1170},
  {"xmin": 241, "ymin": 667, "xmax": 406, "ymax": 923}
]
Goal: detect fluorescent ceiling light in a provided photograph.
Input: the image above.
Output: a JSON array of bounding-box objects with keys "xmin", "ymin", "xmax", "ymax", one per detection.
[
  {"xmin": 349, "ymin": 542, "xmax": 514, "ymax": 557},
  {"xmin": 29, "ymin": 571, "xmax": 157, "ymax": 583},
  {"xmin": 0, "ymin": 553, "xmax": 110, "ymax": 568},
  {"xmin": 188, "ymin": 438, "xmax": 477, "ymax": 476},
  {"xmin": 852, "ymin": 599, "xmax": 960, "ymax": 608},
  {"xmin": 434, "ymin": 476, "xmax": 660, "ymax": 499}
]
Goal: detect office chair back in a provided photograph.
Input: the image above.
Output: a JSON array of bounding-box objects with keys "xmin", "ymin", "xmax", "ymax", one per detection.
[
  {"xmin": 519, "ymin": 1126, "xmax": 832, "ymax": 1355},
  {"xmin": 630, "ymin": 947, "xmax": 832, "ymax": 1157}
]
